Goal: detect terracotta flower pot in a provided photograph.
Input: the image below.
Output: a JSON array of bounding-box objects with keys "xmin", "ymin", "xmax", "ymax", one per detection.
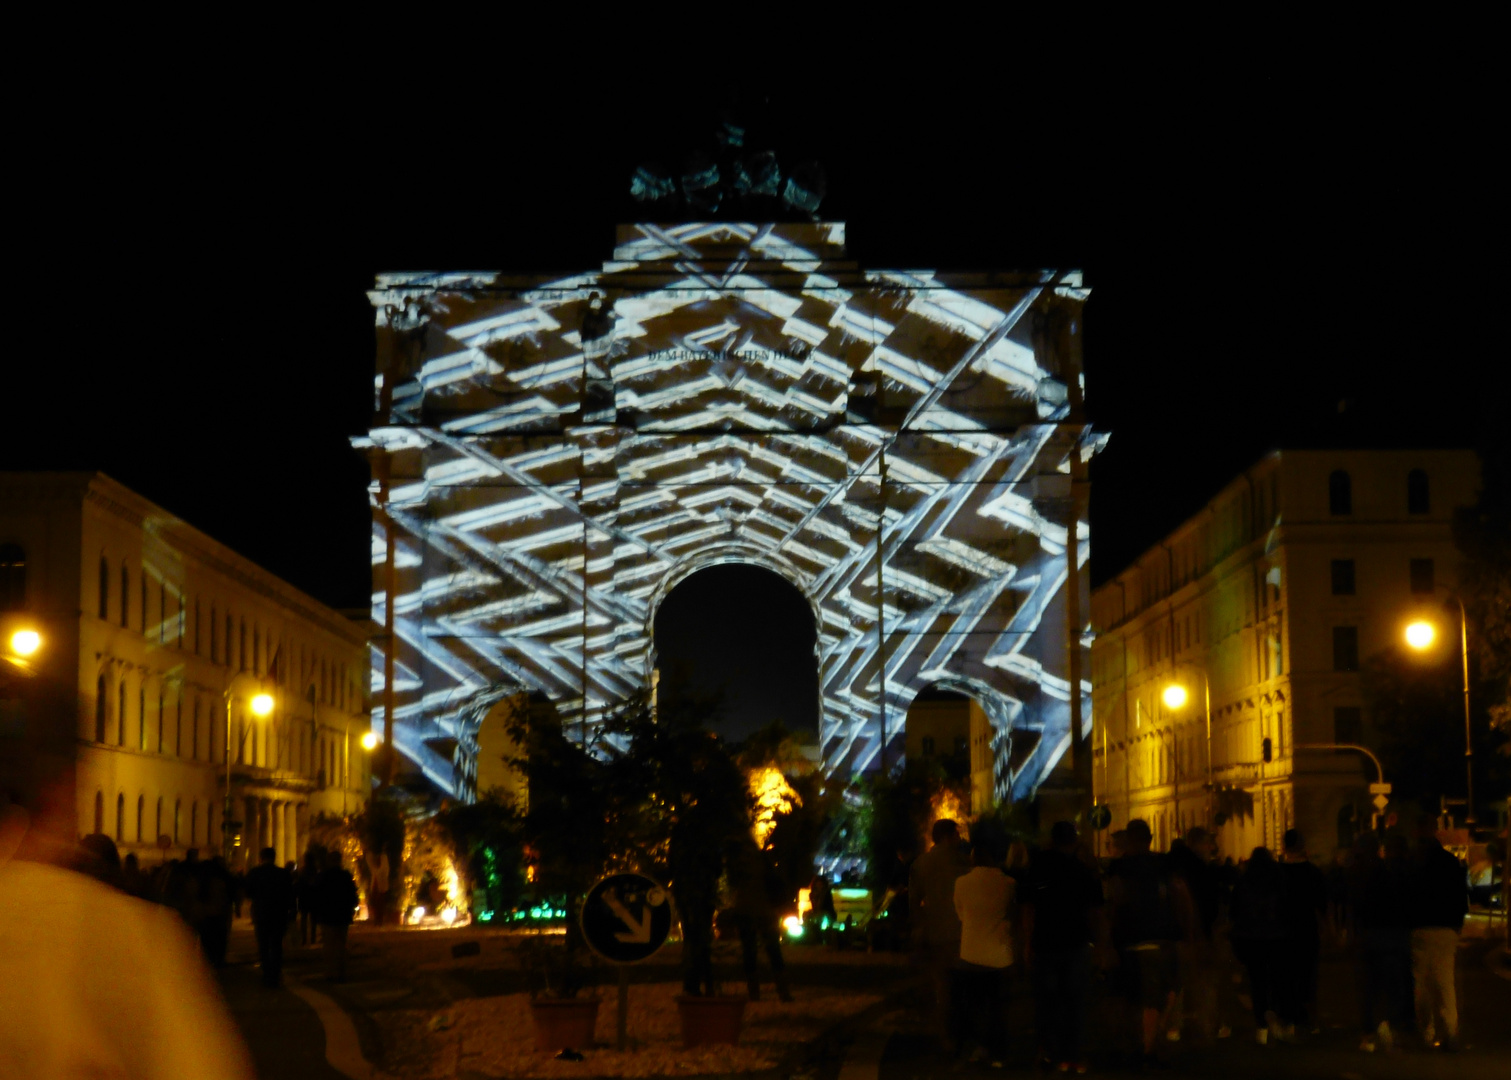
[
  {"xmin": 530, "ymin": 997, "xmax": 600, "ymax": 1051},
  {"xmin": 676, "ymin": 994, "xmax": 746, "ymax": 1047}
]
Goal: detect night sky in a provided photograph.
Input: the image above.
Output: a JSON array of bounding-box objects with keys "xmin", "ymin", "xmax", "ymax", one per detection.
[{"xmin": 9, "ymin": 68, "xmax": 1500, "ymax": 743}]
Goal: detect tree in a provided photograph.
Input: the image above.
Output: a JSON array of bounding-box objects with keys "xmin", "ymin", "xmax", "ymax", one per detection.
[
  {"xmin": 1363, "ymin": 641, "xmax": 1509, "ymax": 817},
  {"xmin": 1455, "ymin": 444, "xmax": 1511, "ymax": 752},
  {"xmin": 433, "ymin": 792, "xmax": 526, "ymax": 920},
  {"xmin": 601, "ymin": 692, "xmax": 751, "ymax": 995}
]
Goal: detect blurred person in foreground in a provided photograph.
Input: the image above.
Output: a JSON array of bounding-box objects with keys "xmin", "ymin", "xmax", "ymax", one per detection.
[
  {"xmin": 909, "ymin": 818, "xmax": 970, "ymax": 1051},
  {"xmin": 1277, "ymin": 829, "xmax": 1326, "ymax": 1037},
  {"xmin": 1022, "ymin": 821, "xmax": 1104, "ymax": 1074},
  {"xmin": 1230, "ymin": 847, "xmax": 1286, "ymax": 1044},
  {"xmin": 1105, "ymin": 817, "xmax": 1190, "ymax": 1068},
  {"xmin": 1408, "ymin": 820, "xmax": 1468, "ymax": 1051},
  {"xmin": 1167, "ymin": 827, "xmax": 1228, "ymax": 1043},
  {"xmin": 952, "ymin": 835, "xmax": 1015, "ymax": 1066},
  {"xmin": 245, "ymin": 846, "xmax": 295, "ymax": 987},
  {"xmin": 314, "ymin": 850, "xmax": 360, "ymax": 981},
  {"xmin": 1348, "ymin": 833, "xmax": 1411, "ymax": 1052},
  {"xmin": 0, "ymin": 786, "xmax": 253, "ymax": 1079}
]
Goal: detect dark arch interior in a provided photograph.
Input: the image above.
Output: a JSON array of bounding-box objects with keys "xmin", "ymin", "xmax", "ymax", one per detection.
[{"xmin": 652, "ymin": 564, "xmax": 818, "ymax": 744}]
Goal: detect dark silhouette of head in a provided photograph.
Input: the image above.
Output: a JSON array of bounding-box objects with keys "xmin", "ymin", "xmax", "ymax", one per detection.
[
  {"xmin": 1124, "ymin": 818, "xmax": 1152, "ymax": 853},
  {"xmin": 1283, "ymin": 828, "xmax": 1306, "ymax": 855},
  {"xmin": 259, "ymin": 847, "xmax": 277, "ymax": 865},
  {"xmin": 1050, "ymin": 820, "xmax": 1079, "ymax": 851},
  {"xmin": 932, "ymin": 819, "xmax": 959, "ymax": 845}
]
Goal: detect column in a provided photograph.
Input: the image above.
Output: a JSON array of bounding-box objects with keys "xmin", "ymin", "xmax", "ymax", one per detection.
[{"xmin": 271, "ymin": 800, "xmax": 284, "ymax": 864}]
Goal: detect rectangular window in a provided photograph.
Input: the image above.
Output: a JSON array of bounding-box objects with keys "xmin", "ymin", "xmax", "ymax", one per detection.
[
  {"xmin": 1333, "ymin": 626, "xmax": 1360, "ymax": 672},
  {"xmin": 1410, "ymin": 558, "xmax": 1435, "ymax": 595},
  {"xmin": 1331, "ymin": 559, "xmax": 1355, "ymax": 596},
  {"xmin": 1334, "ymin": 706, "xmax": 1363, "ymax": 744}
]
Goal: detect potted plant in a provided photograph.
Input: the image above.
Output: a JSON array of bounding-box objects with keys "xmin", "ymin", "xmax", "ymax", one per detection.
[{"xmin": 503, "ymin": 695, "xmax": 612, "ymax": 1052}]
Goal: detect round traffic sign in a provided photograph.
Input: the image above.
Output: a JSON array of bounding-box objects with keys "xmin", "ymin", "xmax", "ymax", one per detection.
[{"xmin": 581, "ymin": 873, "xmax": 674, "ymax": 964}]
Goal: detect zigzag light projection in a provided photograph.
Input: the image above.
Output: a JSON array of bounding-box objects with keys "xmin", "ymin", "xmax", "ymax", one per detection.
[{"xmin": 358, "ymin": 223, "xmax": 1100, "ymax": 801}]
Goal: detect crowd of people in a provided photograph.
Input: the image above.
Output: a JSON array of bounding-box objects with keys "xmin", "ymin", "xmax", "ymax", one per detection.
[
  {"xmin": 903, "ymin": 815, "xmax": 1472, "ymax": 1072},
  {"xmin": 73, "ymin": 835, "xmax": 360, "ymax": 985}
]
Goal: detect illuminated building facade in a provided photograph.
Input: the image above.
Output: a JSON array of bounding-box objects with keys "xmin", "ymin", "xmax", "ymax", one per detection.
[
  {"xmin": 0, "ymin": 473, "xmax": 372, "ymax": 867},
  {"xmin": 1089, "ymin": 449, "xmax": 1479, "ymax": 860},
  {"xmin": 360, "ymin": 223, "xmax": 1098, "ymax": 802}
]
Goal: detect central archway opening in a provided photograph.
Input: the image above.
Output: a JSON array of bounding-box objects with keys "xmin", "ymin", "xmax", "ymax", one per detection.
[{"xmin": 652, "ymin": 564, "xmax": 819, "ymax": 745}]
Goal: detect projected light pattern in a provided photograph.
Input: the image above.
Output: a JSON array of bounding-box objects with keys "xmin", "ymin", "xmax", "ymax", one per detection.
[{"xmin": 359, "ymin": 223, "xmax": 1099, "ymax": 801}]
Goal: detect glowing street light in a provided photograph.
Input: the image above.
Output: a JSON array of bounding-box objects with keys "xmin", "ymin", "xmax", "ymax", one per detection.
[
  {"xmin": 1161, "ymin": 683, "xmax": 1189, "ymax": 710},
  {"xmin": 8, "ymin": 629, "xmax": 41, "ymax": 657},
  {"xmin": 361, "ymin": 730, "xmax": 379, "ymax": 751},
  {"xmin": 1404, "ymin": 621, "xmax": 1436, "ymax": 651},
  {"xmin": 1404, "ymin": 597, "xmax": 1475, "ymax": 826},
  {"xmin": 222, "ymin": 673, "xmax": 275, "ymax": 861}
]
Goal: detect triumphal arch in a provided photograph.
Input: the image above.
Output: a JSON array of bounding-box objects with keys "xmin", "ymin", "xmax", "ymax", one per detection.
[{"xmin": 360, "ymin": 222, "xmax": 1098, "ymax": 803}]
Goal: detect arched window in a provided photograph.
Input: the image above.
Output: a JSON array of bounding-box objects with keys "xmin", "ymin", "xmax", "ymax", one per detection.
[
  {"xmin": 157, "ymin": 690, "xmax": 165, "ymax": 753},
  {"xmin": 136, "ymin": 795, "xmax": 145, "ymax": 842},
  {"xmin": 138, "ymin": 687, "xmax": 146, "ymax": 750},
  {"xmin": 120, "ymin": 563, "xmax": 129, "ymax": 627},
  {"xmin": 175, "ymin": 695, "xmax": 183, "ymax": 756},
  {"xmin": 239, "ymin": 618, "xmax": 247, "ymax": 671},
  {"xmin": 1328, "ymin": 470, "xmax": 1352, "ymax": 515},
  {"xmin": 192, "ymin": 698, "xmax": 200, "ymax": 760},
  {"xmin": 173, "ymin": 799, "xmax": 181, "ymax": 844},
  {"xmin": 115, "ymin": 793, "xmax": 125, "ymax": 841},
  {"xmin": 118, "ymin": 681, "xmax": 127, "ymax": 746},
  {"xmin": 98, "ymin": 556, "xmax": 110, "ymax": 619},
  {"xmin": 191, "ymin": 802, "xmax": 199, "ymax": 846},
  {"xmin": 155, "ymin": 797, "xmax": 163, "ymax": 843},
  {"xmin": 0, "ymin": 543, "xmax": 24, "ymax": 611},
  {"xmin": 93, "ymin": 791, "xmax": 104, "ymax": 836},
  {"xmin": 95, "ymin": 674, "xmax": 107, "ymax": 742},
  {"xmin": 1407, "ymin": 468, "xmax": 1430, "ymax": 514}
]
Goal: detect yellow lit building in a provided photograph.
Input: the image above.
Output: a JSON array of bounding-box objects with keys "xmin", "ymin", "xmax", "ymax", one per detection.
[
  {"xmin": 0, "ymin": 473, "xmax": 372, "ymax": 869},
  {"xmin": 1089, "ymin": 450, "xmax": 1479, "ymax": 860}
]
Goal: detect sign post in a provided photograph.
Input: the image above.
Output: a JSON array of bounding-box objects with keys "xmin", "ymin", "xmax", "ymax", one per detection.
[{"xmin": 581, "ymin": 873, "xmax": 674, "ymax": 1050}]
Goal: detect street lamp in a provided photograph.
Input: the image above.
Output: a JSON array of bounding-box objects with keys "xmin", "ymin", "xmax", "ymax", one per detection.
[
  {"xmin": 361, "ymin": 730, "xmax": 379, "ymax": 751},
  {"xmin": 223, "ymin": 672, "xmax": 275, "ymax": 860},
  {"xmin": 1161, "ymin": 670, "xmax": 1214, "ymax": 828},
  {"xmin": 8, "ymin": 629, "xmax": 41, "ymax": 657},
  {"xmin": 1403, "ymin": 593, "xmax": 1475, "ymax": 826}
]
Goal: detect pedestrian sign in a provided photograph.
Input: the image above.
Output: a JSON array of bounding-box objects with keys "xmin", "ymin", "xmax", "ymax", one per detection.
[{"xmin": 581, "ymin": 873, "xmax": 674, "ymax": 964}]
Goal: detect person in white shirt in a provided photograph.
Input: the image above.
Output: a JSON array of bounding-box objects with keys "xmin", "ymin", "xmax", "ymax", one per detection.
[{"xmin": 953, "ymin": 837, "xmax": 1016, "ymax": 1065}]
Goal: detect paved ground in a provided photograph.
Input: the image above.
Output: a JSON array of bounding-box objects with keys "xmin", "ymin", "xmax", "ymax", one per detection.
[{"xmin": 218, "ymin": 921, "xmax": 1511, "ymax": 1080}]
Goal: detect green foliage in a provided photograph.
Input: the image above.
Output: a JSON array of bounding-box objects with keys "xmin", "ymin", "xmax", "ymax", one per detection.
[
  {"xmin": 1362, "ymin": 642, "xmax": 1509, "ymax": 814},
  {"xmin": 352, "ymin": 790, "xmax": 406, "ymax": 875},
  {"xmin": 1455, "ymin": 448, "xmax": 1511, "ymax": 748},
  {"xmin": 846, "ymin": 757, "xmax": 965, "ymax": 891},
  {"xmin": 433, "ymin": 792, "xmax": 527, "ymax": 917}
]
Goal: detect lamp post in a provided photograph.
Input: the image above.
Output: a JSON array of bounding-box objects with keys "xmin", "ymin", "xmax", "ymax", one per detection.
[
  {"xmin": 1160, "ymin": 668, "xmax": 1213, "ymax": 829},
  {"xmin": 1404, "ymin": 590, "xmax": 1475, "ymax": 826},
  {"xmin": 222, "ymin": 672, "xmax": 274, "ymax": 861}
]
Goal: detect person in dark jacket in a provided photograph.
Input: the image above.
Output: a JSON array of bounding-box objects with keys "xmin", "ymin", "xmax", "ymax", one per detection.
[
  {"xmin": 197, "ymin": 856, "xmax": 235, "ymax": 968},
  {"xmin": 1277, "ymin": 829, "xmax": 1326, "ymax": 1036},
  {"xmin": 727, "ymin": 835, "xmax": 792, "ymax": 1001},
  {"xmin": 1231, "ymin": 847, "xmax": 1287, "ymax": 1044},
  {"xmin": 1348, "ymin": 834, "xmax": 1411, "ymax": 1052},
  {"xmin": 909, "ymin": 819, "xmax": 970, "ymax": 1051},
  {"xmin": 295, "ymin": 849, "xmax": 324, "ymax": 946},
  {"xmin": 313, "ymin": 852, "xmax": 360, "ymax": 982},
  {"xmin": 1409, "ymin": 824, "xmax": 1468, "ymax": 1050},
  {"xmin": 1168, "ymin": 827, "xmax": 1226, "ymax": 1043},
  {"xmin": 1105, "ymin": 818, "xmax": 1189, "ymax": 1067},
  {"xmin": 1023, "ymin": 821, "xmax": 1104, "ymax": 1073},
  {"xmin": 244, "ymin": 847, "xmax": 295, "ymax": 987}
]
